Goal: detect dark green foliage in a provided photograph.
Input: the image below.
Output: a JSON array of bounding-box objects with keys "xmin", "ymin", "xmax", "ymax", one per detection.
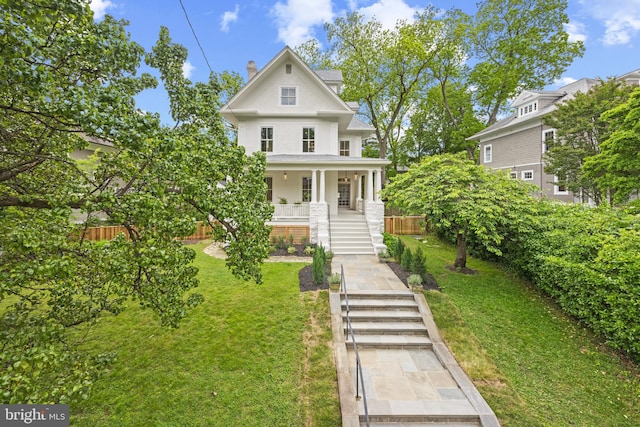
[
  {"xmin": 312, "ymin": 245, "xmax": 326, "ymax": 285},
  {"xmin": 411, "ymin": 247, "xmax": 427, "ymax": 282},
  {"xmin": 382, "ymin": 232, "xmax": 399, "ymax": 258},
  {"xmin": 401, "ymin": 247, "xmax": 413, "ymax": 271},
  {"xmin": 395, "ymin": 238, "xmax": 405, "ymax": 263}
]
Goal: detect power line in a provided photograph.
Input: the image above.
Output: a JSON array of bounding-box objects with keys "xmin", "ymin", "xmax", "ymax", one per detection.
[{"xmin": 178, "ymin": 0, "xmax": 213, "ymax": 73}]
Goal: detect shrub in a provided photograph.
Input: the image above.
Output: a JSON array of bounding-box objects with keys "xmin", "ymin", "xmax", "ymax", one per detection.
[
  {"xmin": 287, "ymin": 246, "xmax": 296, "ymax": 254},
  {"xmin": 383, "ymin": 232, "xmax": 398, "ymax": 258},
  {"xmin": 407, "ymin": 274, "xmax": 423, "ymax": 286},
  {"xmin": 395, "ymin": 238, "xmax": 405, "ymax": 263},
  {"xmin": 288, "ymin": 234, "xmax": 294, "ymax": 246},
  {"xmin": 328, "ymin": 273, "xmax": 341, "ymax": 285},
  {"xmin": 401, "ymin": 247, "xmax": 412, "ymax": 271},
  {"xmin": 303, "ymin": 246, "xmax": 315, "ymax": 256},
  {"xmin": 325, "ymin": 250, "xmax": 334, "ymax": 260},
  {"xmin": 312, "ymin": 245, "xmax": 326, "ymax": 285},
  {"xmin": 411, "ymin": 247, "xmax": 427, "ymax": 282}
]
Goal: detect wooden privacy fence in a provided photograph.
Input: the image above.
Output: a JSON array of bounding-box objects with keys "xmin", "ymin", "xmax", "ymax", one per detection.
[
  {"xmin": 79, "ymin": 221, "xmax": 214, "ymax": 242},
  {"xmin": 384, "ymin": 216, "xmax": 425, "ymax": 235}
]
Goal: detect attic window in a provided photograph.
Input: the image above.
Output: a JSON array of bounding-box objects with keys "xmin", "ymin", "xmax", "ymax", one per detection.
[
  {"xmin": 285, "ymin": 64, "xmax": 292, "ymax": 74},
  {"xmin": 519, "ymin": 102, "xmax": 538, "ymax": 116}
]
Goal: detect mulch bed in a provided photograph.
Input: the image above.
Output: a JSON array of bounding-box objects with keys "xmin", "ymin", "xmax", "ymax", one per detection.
[
  {"xmin": 271, "ymin": 244, "xmax": 313, "ymax": 258},
  {"xmin": 298, "ymin": 264, "xmax": 331, "ymax": 292},
  {"xmin": 385, "ymin": 261, "xmax": 441, "ymax": 291}
]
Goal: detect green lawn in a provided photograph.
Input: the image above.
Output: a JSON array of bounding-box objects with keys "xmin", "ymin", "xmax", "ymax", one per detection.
[
  {"xmin": 72, "ymin": 241, "xmax": 340, "ymax": 426},
  {"xmin": 402, "ymin": 235, "xmax": 640, "ymax": 426}
]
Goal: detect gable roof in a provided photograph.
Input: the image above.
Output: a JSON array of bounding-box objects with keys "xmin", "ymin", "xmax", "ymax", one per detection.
[{"xmin": 220, "ymin": 46, "xmax": 356, "ymax": 128}]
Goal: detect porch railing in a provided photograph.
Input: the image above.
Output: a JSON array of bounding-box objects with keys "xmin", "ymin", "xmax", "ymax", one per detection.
[{"xmin": 272, "ymin": 203, "xmax": 309, "ymax": 219}]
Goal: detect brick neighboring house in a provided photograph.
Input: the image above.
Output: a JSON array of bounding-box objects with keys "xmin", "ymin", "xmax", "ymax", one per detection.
[
  {"xmin": 468, "ymin": 69, "xmax": 640, "ymax": 203},
  {"xmin": 221, "ymin": 46, "xmax": 389, "ymax": 254}
]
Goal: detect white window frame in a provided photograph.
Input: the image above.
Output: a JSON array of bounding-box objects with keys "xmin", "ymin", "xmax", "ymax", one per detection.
[
  {"xmin": 340, "ymin": 140, "xmax": 350, "ymax": 156},
  {"xmin": 302, "ymin": 127, "xmax": 315, "ymax": 153},
  {"xmin": 510, "ymin": 171, "xmax": 518, "ymax": 179},
  {"xmin": 302, "ymin": 176, "xmax": 312, "ymax": 202},
  {"xmin": 265, "ymin": 177, "xmax": 273, "ymax": 202},
  {"xmin": 260, "ymin": 127, "xmax": 273, "ymax": 152},
  {"xmin": 542, "ymin": 129, "xmax": 555, "ymax": 153},
  {"xmin": 553, "ymin": 175, "xmax": 569, "ymax": 195},
  {"xmin": 484, "ymin": 144, "xmax": 492, "ymax": 163},
  {"xmin": 280, "ymin": 86, "xmax": 297, "ymax": 106},
  {"xmin": 522, "ymin": 170, "xmax": 534, "ymax": 181},
  {"xmin": 519, "ymin": 101, "xmax": 538, "ymax": 117}
]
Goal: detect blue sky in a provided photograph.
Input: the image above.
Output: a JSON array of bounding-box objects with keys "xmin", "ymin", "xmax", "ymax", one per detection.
[{"xmin": 90, "ymin": 0, "xmax": 640, "ymax": 120}]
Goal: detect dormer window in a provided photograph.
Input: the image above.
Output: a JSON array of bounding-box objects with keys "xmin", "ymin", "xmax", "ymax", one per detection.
[
  {"xmin": 281, "ymin": 87, "xmax": 296, "ymax": 105},
  {"xmin": 519, "ymin": 102, "xmax": 538, "ymax": 116}
]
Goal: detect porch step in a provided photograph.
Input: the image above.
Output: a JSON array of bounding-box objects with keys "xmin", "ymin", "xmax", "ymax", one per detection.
[
  {"xmin": 345, "ymin": 321, "xmax": 428, "ymax": 336},
  {"xmin": 345, "ymin": 334, "xmax": 432, "ymax": 349},
  {"xmin": 330, "ymin": 213, "xmax": 374, "ymax": 255}
]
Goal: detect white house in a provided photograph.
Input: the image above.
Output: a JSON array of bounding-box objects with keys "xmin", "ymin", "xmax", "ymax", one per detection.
[{"xmin": 221, "ymin": 46, "xmax": 389, "ymax": 254}]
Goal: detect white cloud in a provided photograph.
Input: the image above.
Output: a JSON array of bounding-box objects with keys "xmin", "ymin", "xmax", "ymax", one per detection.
[
  {"xmin": 553, "ymin": 76, "xmax": 578, "ymax": 87},
  {"xmin": 221, "ymin": 5, "xmax": 240, "ymax": 33},
  {"xmin": 578, "ymin": 0, "xmax": 640, "ymax": 46},
  {"xmin": 356, "ymin": 0, "xmax": 420, "ymax": 29},
  {"xmin": 90, "ymin": 0, "xmax": 115, "ymax": 20},
  {"xmin": 182, "ymin": 61, "xmax": 195, "ymax": 79},
  {"xmin": 271, "ymin": 0, "xmax": 334, "ymax": 46},
  {"xmin": 565, "ymin": 21, "xmax": 588, "ymax": 43}
]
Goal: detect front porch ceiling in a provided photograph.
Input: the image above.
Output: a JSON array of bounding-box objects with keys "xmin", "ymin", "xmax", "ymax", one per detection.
[{"xmin": 264, "ymin": 154, "xmax": 389, "ymax": 171}]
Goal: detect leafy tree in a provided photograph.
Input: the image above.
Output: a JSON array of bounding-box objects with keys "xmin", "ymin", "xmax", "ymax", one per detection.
[
  {"xmin": 543, "ymin": 79, "xmax": 634, "ymax": 205},
  {"xmin": 324, "ymin": 8, "xmax": 446, "ymax": 167},
  {"xmin": 583, "ymin": 87, "xmax": 640, "ymax": 204},
  {"xmin": 468, "ymin": 0, "xmax": 584, "ymax": 125},
  {"xmin": 0, "ymin": 1, "xmax": 271, "ymax": 403},
  {"xmin": 382, "ymin": 153, "xmax": 537, "ymax": 269}
]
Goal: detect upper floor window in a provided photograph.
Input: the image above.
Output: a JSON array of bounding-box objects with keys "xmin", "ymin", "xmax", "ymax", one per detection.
[
  {"xmin": 510, "ymin": 171, "xmax": 518, "ymax": 179},
  {"xmin": 303, "ymin": 127, "xmax": 315, "ymax": 153},
  {"xmin": 261, "ymin": 127, "xmax": 273, "ymax": 152},
  {"xmin": 265, "ymin": 177, "xmax": 273, "ymax": 202},
  {"xmin": 484, "ymin": 144, "xmax": 492, "ymax": 163},
  {"xmin": 554, "ymin": 175, "xmax": 568, "ymax": 195},
  {"xmin": 281, "ymin": 87, "xmax": 296, "ymax": 106},
  {"xmin": 340, "ymin": 140, "xmax": 350, "ymax": 156},
  {"xmin": 285, "ymin": 64, "xmax": 292, "ymax": 74},
  {"xmin": 542, "ymin": 129, "xmax": 555, "ymax": 153},
  {"xmin": 519, "ymin": 102, "xmax": 538, "ymax": 116}
]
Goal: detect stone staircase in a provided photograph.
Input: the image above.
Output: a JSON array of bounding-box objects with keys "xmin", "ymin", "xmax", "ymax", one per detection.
[
  {"xmin": 330, "ymin": 212, "xmax": 374, "ymax": 255},
  {"xmin": 339, "ymin": 289, "xmax": 486, "ymax": 426}
]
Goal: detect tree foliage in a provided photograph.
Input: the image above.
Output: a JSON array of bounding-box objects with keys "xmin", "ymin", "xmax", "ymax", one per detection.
[
  {"xmin": 543, "ymin": 79, "xmax": 635, "ymax": 205},
  {"xmin": 1, "ymin": 1, "xmax": 272, "ymax": 403},
  {"xmin": 583, "ymin": 86, "xmax": 640, "ymax": 204},
  {"xmin": 468, "ymin": 0, "xmax": 584, "ymax": 125},
  {"xmin": 382, "ymin": 153, "xmax": 537, "ymax": 269}
]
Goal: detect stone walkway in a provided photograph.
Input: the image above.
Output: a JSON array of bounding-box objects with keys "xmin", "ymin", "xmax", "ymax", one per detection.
[{"xmin": 330, "ymin": 255, "xmax": 500, "ymax": 427}]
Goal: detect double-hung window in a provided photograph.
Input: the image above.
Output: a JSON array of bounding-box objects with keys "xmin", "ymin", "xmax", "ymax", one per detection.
[
  {"xmin": 340, "ymin": 140, "xmax": 350, "ymax": 156},
  {"xmin": 543, "ymin": 129, "xmax": 555, "ymax": 153},
  {"xmin": 302, "ymin": 177, "xmax": 312, "ymax": 202},
  {"xmin": 281, "ymin": 87, "xmax": 296, "ymax": 106},
  {"xmin": 484, "ymin": 144, "xmax": 492, "ymax": 163},
  {"xmin": 261, "ymin": 127, "xmax": 273, "ymax": 152},
  {"xmin": 303, "ymin": 127, "xmax": 315, "ymax": 153}
]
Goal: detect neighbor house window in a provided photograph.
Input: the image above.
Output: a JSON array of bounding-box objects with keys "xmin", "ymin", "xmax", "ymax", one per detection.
[
  {"xmin": 340, "ymin": 140, "xmax": 350, "ymax": 156},
  {"xmin": 519, "ymin": 102, "xmax": 538, "ymax": 116},
  {"xmin": 281, "ymin": 87, "xmax": 296, "ymax": 105},
  {"xmin": 261, "ymin": 127, "xmax": 273, "ymax": 152},
  {"xmin": 510, "ymin": 171, "xmax": 518, "ymax": 179},
  {"xmin": 543, "ymin": 129, "xmax": 555, "ymax": 153},
  {"xmin": 522, "ymin": 170, "xmax": 534, "ymax": 180},
  {"xmin": 554, "ymin": 175, "xmax": 568, "ymax": 195},
  {"xmin": 302, "ymin": 127, "xmax": 315, "ymax": 152},
  {"xmin": 484, "ymin": 144, "xmax": 492, "ymax": 163},
  {"xmin": 265, "ymin": 177, "xmax": 273, "ymax": 202},
  {"xmin": 302, "ymin": 176, "xmax": 312, "ymax": 202}
]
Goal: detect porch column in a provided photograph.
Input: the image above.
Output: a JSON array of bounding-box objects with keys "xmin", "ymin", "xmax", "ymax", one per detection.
[
  {"xmin": 367, "ymin": 169, "xmax": 374, "ymax": 202},
  {"xmin": 357, "ymin": 174, "xmax": 362, "ymax": 199},
  {"xmin": 319, "ymin": 169, "xmax": 326, "ymax": 203},
  {"xmin": 375, "ymin": 168, "xmax": 382, "ymax": 201},
  {"xmin": 311, "ymin": 169, "xmax": 317, "ymax": 203}
]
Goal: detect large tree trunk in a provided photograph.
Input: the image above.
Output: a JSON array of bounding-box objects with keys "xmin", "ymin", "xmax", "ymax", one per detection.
[{"xmin": 454, "ymin": 231, "xmax": 467, "ymax": 269}]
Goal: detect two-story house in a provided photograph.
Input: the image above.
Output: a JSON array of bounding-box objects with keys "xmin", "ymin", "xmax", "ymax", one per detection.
[
  {"xmin": 468, "ymin": 68, "xmax": 640, "ymax": 202},
  {"xmin": 221, "ymin": 46, "xmax": 389, "ymax": 254}
]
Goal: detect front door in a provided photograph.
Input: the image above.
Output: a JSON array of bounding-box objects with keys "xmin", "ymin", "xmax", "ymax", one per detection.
[{"xmin": 338, "ymin": 183, "xmax": 350, "ymax": 207}]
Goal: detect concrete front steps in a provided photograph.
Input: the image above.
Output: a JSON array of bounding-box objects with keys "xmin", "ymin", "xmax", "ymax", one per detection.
[
  {"xmin": 339, "ymin": 290, "xmax": 485, "ymax": 427},
  {"xmin": 330, "ymin": 214, "xmax": 374, "ymax": 255}
]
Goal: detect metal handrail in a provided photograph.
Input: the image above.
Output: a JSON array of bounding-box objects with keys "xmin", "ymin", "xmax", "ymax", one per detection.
[{"xmin": 340, "ymin": 264, "xmax": 369, "ymax": 427}]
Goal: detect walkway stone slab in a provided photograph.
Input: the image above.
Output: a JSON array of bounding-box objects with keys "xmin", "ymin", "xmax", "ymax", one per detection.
[{"xmin": 331, "ymin": 255, "xmax": 500, "ymax": 426}]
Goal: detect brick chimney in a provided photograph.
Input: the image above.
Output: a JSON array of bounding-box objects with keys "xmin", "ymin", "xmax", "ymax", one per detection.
[{"xmin": 247, "ymin": 60, "xmax": 258, "ymax": 80}]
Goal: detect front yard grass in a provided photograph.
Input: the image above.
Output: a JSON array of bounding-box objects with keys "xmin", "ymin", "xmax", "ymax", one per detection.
[
  {"xmin": 402, "ymin": 235, "xmax": 640, "ymax": 426},
  {"xmin": 72, "ymin": 241, "xmax": 340, "ymax": 426}
]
